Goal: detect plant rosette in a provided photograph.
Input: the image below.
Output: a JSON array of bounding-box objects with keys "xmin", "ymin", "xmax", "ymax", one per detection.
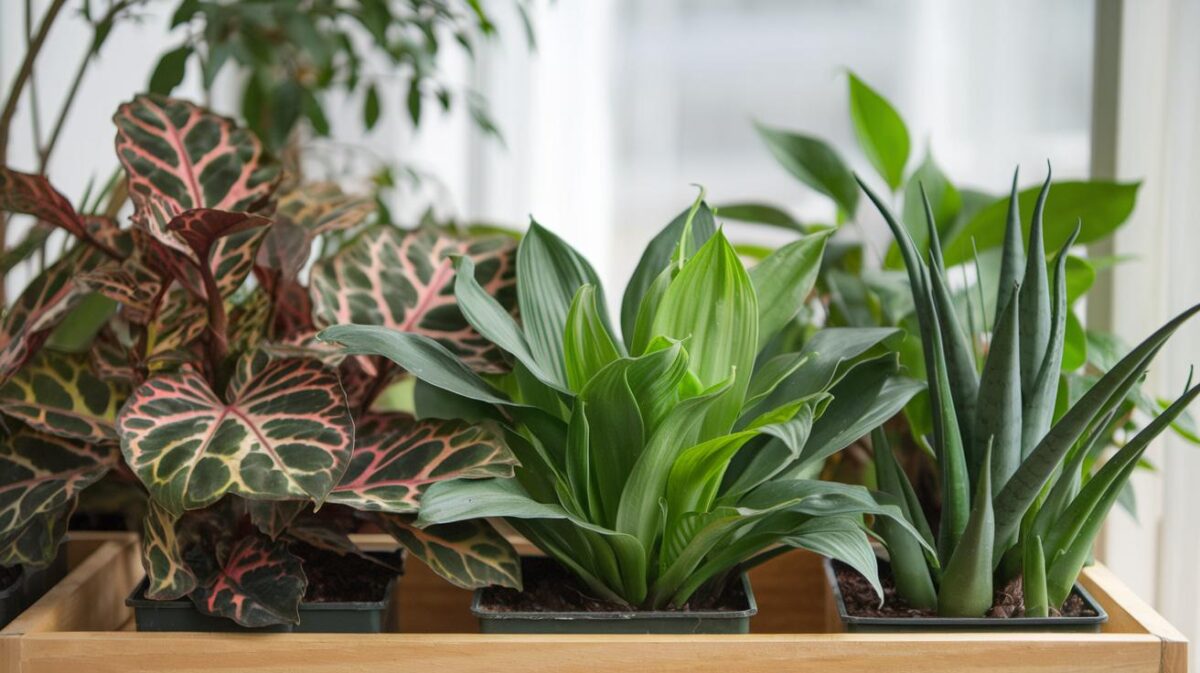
[
  {"xmin": 321, "ymin": 193, "xmax": 933, "ymax": 632},
  {"xmin": 0, "ymin": 94, "xmax": 524, "ymax": 629}
]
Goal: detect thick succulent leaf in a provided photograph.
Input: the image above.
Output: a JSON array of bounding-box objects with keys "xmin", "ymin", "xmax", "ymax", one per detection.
[
  {"xmin": 974, "ymin": 285, "xmax": 1022, "ymax": 488},
  {"xmin": 328, "ymin": 412, "xmax": 516, "ymax": 513},
  {"xmin": 1018, "ymin": 173, "xmax": 1053, "ymax": 395},
  {"xmin": 847, "ymin": 72, "xmax": 910, "ymax": 191},
  {"xmin": 311, "ymin": 225, "xmax": 516, "ymax": 372},
  {"xmin": 937, "ymin": 446, "xmax": 995, "ymax": 617},
  {"xmin": 0, "ymin": 429, "xmax": 116, "ymax": 543},
  {"xmin": 994, "ymin": 169, "xmax": 1025, "ymax": 326},
  {"xmin": 1024, "ymin": 535, "xmax": 1049, "ymax": 618},
  {"xmin": 516, "ymin": 222, "xmax": 610, "ymax": 387},
  {"xmin": 377, "ymin": 514, "xmax": 521, "ymax": 589},
  {"xmin": 0, "ymin": 351, "xmax": 127, "ymax": 442},
  {"xmin": 0, "ymin": 507, "xmax": 70, "ymax": 567},
  {"xmin": 884, "ymin": 151, "xmax": 962, "ymax": 268},
  {"xmin": 188, "ymin": 534, "xmax": 305, "ymax": 627},
  {"xmin": 1022, "ymin": 226, "xmax": 1079, "ymax": 456},
  {"xmin": 649, "ymin": 231, "xmax": 757, "ymax": 437},
  {"xmin": 114, "ymin": 95, "xmax": 277, "ymax": 258},
  {"xmin": 620, "ymin": 202, "xmax": 716, "ymax": 347},
  {"xmin": 141, "ymin": 501, "xmax": 198, "ymax": 600},
  {"xmin": 0, "ymin": 168, "xmax": 88, "ymax": 239},
  {"xmin": 749, "ymin": 231, "xmax": 829, "ymax": 349},
  {"xmin": 117, "ymin": 353, "xmax": 353, "ymax": 516},
  {"xmin": 872, "ymin": 429, "xmax": 937, "ymax": 609}
]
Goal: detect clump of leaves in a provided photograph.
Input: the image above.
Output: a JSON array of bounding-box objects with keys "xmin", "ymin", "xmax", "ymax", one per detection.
[
  {"xmin": 321, "ymin": 195, "xmax": 931, "ymax": 608},
  {"xmin": 0, "ymin": 94, "xmax": 522, "ymax": 626},
  {"xmin": 861, "ymin": 172, "xmax": 1200, "ymax": 617}
]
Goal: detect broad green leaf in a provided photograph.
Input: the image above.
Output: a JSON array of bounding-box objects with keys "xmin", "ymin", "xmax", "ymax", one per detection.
[
  {"xmin": 941, "ymin": 181, "xmax": 1139, "ymax": 266},
  {"xmin": 319, "ymin": 325, "xmax": 514, "ymax": 406},
  {"xmin": 563, "ymin": 284, "xmax": 622, "ymax": 392},
  {"xmin": 713, "ymin": 202, "xmax": 804, "ymax": 233},
  {"xmin": 847, "ymin": 72, "xmax": 910, "ymax": 191},
  {"xmin": 750, "ymin": 231, "xmax": 830, "ymax": 348},
  {"xmin": 785, "ymin": 516, "xmax": 884, "ymax": 601},
  {"xmin": 620, "ymin": 202, "xmax": 716, "ymax": 347},
  {"xmin": 937, "ymin": 446, "xmax": 994, "ymax": 617},
  {"xmin": 378, "ymin": 514, "xmax": 521, "ymax": 589},
  {"xmin": 649, "ymin": 231, "xmax": 757, "ymax": 437},
  {"xmin": 517, "ymin": 222, "xmax": 610, "ymax": 386},
  {"xmin": 118, "ymin": 353, "xmax": 354, "ymax": 516},
  {"xmin": 756, "ymin": 122, "xmax": 859, "ymax": 216}
]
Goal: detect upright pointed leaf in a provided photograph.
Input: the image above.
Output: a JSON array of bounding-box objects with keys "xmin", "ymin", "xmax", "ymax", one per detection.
[
  {"xmin": 1019, "ymin": 172, "xmax": 1053, "ymax": 394},
  {"xmin": 847, "ymin": 72, "xmax": 910, "ymax": 191},
  {"xmin": 118, "ymin": 353, "xmax": 353, "ymax": 516},
  {"xmin": 328, "ymin": 412, "xmax": 516, "ymax": 512},
  {"xmin": 994, "ymin": 168, "xmax": 1024, "ymax": 324},
  {"xmin": 378, "ymin": 514, "xmax": 521, "ymax": 590},
  {"xmin": 749, "ymin": 231, "xmax": 829, "ymax": 348},
  {"xmin": 563, "ymin": 285, "xmax": 621, "ymax": 391},
  {"xmin": 114, "ymin": 95, "xmax": 278, "ymax": 256},
  {"xmin": 872, "ymin": 429, "xmax": 937, "ymax": 609},
  {"xmin": 974, "ymin": 285, "xmax": 1022, "ymax": 488},
  {"xmin": 311, "ymin": 226, "xmax": 516, "ymax": 372},
  {"xmin": 1023, "ymin": 225, "xmax": 1079, "ymax": 456},
  {"xmin": 937, "ymin": 445, "xmax": 994, "ymax": 617},
  {"xmin": 188, "ymin": 534, "xmax": 305, "ymax": 627},
  {"xmin": 924, "ymin": 274, "xmax": 970, "ymax": 561},
  {"xmin": 1024, "ymin": 535, "xmax": 1049, "ymax": 618}
]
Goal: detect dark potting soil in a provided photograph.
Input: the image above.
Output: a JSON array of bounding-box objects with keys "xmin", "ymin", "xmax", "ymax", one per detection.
[
  {"xmin": 834, "ymin": 561, "xmax": 1098, "ymax": 619},
  {"xmin": 293, "ymin": 544, "xmax": 400, "ymax": 604},
  {"xmin": 480, "ymin": 557, "xmax": 746, "ymax": 613},
  {"xmin": 0, "ymin": 565, "xmax": 20, "ymax": 593}
]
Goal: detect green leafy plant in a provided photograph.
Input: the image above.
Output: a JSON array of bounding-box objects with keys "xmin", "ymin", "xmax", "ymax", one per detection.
[
  {"xmin": 860, "ymin": 173, "xmax": 1200, "ymax": 617},
  {"xmin": 320, "ymin": 196, "xmax": 932, "ymax": 608},
  {"xmin": 0, "ymin": 94, "xmax": 522, "ymax": 626}
]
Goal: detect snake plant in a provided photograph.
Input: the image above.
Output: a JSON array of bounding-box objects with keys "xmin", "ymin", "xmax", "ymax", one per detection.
[
  {"xmin": 861, "ymin": 171, "xmax": 1200, "ymax": 617},
  {"xmin": 321, "ymin": 196, "xmax": 931, "ymax": 609}
]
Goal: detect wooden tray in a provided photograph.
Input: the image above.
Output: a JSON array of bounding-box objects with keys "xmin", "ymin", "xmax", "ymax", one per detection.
[{"xmin": 0, "ymin": 532, "xmax": 1186, "ymax": 673}]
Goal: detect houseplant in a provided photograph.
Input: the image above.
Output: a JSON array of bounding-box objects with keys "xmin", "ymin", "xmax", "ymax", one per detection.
[
  {"xmin": 828, "ymin": 172, "xmax": 1200, "ymax": 627},
  {"xmin": 0, "ymin": 93, "xmax": 524, "ymax": 630},
  {"xmin": 320, "ymin": 195, "xmax": 932, "ymax": 633}
]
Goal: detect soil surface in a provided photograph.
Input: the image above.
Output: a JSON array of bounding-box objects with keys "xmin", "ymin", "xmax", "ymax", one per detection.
[
  {"xmin": 294, "ymin": 544, "xmax": 401, "ymax": 603},
  {"xmin": 0, "ymin": 565, "xmax": 20, "ymax": 593},
  {"xmin": 480, "ymin": 557, "xmax": 747, "ymax": 613},
  {"xmin": 835, "ymin": 561, "xmax": 1098, "ymax": 619}
]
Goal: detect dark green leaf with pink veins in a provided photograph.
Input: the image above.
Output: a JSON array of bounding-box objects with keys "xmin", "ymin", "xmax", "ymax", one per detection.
[
  {"xmin": 117, "ymin": 350, "xmax": 354, "ymax": 517},
  {"xmin": 113, "ymin": 94, "xmax": 278, "ymax": 258},
  {"xmin": 310, "ymin": 225, "xmax": 517, "ymax": 372},
  {"xmin": 0, "ymin": 168, "xmax": 90, "ymax": 239},
  {"xmin": 186, "ymin": 533, "xmax": 306, "ymax": 627},
  {"xmin": 328, "ymin": 412, "xmax": 517, "ymax": 513}
]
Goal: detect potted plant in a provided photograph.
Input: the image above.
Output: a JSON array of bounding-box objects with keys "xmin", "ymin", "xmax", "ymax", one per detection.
[
  {"xmin": 320, "ymin": 194, "xmax": 932, "ymax": 633},
  {"xmin": 0, "ymin": 93, "xmax": 527, "ymax": 631},
  {"xmin": 825, "ymin": 171, "xmax": 1200, "ymax": 629}
]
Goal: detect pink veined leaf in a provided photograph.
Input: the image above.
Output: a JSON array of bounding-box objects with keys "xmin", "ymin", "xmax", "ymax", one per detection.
[
  {"xmin": 188, "ymin": 533, "xmax": 306, "ymax": 627},
  {"xmin": 0, "ymin": 168, "xmax": 88, "ymax": 239},
  {"xmin": 0, "ymin": 246, "xmax": 96, "ymax": 384},
  {"xmin": 117, "ymin": 351, "xmax": 354, "ymax": 517},
  {"xmin": 327, "ymin": 412, "xmax": 517, "ymax": 512},
  {"xmin": 167, "ymin": 209, "xmax": 271, "ymax": 302},
  {"xmin": 113, "ymin": 95, "xmax": 278, "ymax": 258},
  {"xmin": 310, "ymin": 225, "xmax": 517, "ymax": 373}
]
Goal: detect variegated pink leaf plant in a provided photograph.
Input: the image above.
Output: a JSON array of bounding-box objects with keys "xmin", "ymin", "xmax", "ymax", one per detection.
[{"xmin": 0, "ymin": 93, "xmax": 523, "ymax": 626}]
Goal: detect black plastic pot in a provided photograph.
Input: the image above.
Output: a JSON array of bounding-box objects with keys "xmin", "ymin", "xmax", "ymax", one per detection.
[
  {"xmin": 824, "ymin": 558, "xmax": 1108, "ymax": 632},
  {"xmin": 472, "ymin": 557, "xmax": 757, "ymax": 634},
  {"xmin": 0, "ymin": 553, "xmax": 70, "ymax": 628},
  {"xmin": 126, "ymin": 553, "xmax": 401, "ymax": 633}
]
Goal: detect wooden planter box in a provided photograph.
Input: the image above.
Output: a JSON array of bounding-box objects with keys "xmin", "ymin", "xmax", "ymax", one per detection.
[{"xmin": 0, "ymin": 532, "xmax": 1186, "ymax": 673}]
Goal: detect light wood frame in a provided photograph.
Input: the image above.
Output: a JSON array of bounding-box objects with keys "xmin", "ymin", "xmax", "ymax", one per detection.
[{"xmin": 0, "ymin": 533, "xmax": 1186, "ymax": 673}]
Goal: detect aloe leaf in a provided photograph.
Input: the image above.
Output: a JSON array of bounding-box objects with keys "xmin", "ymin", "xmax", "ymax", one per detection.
[
  {"xmin": 318, "ymin": 325, "xmax": 514, "ymax": 406},
  {"xmin": 924, "ymin": 188, "xmax": 980, "ymax": 457},
  {"xmin": 517, "ymin": 221, "xmax": 611, "ymax": 386},
  {"xmin": 649, "ymin": 231, "xmax": 758, "ymax": 437},
  {"xmin": 1024, "ymin": 535, "xmax": 1049, "ymax": 618},
  {"xmin": 937, "ymin": 444, "xmax": 994, "ymax": 617},
  {"xmin": 620, "ymin": 202, "xmax": 716, "ymax": 347},
  {"xmin": 750, "ymin": 231, "xmax": 829, "ymax": 349},
  {"xmin": 993, "ymin": 301, "xmax": 1200, "ymax": 552},
  {"xmin": 452, "ymin": 255, "xmax": 564, "ymax": 391},
  {"xmin": 1019, "ymin": 170, "xmax": 1053, "ymax": 395},
  {"xmin": 872, "ymin": 429, "xmax": 937, "ymax": 609},
  {"xmin": 885, "ymin": 151, "xmax": 962, "ymax": 268},
  {"xmin": 1022, "ymin": 224, "xmax": 1080, "ymax": 456},
  {"xmin": 994, "ymin": 168, "xmax": 1024, "ymax": 324},
  {"xmin": 1031, "ymin": 409, "xmax": 1116, "ymax": 543},
  {"xmin": 563, "ymin": 284, "xmax": 622, "ymax": 392},
  {"xmin": 974, "ymin": 284, "xmax": 1022, "ymax": 489}
]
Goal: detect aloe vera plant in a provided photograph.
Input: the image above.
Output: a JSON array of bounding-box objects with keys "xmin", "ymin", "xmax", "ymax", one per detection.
[
  {"xmin": 321, "ymin": 196, "xmax": 932, "ymax": 609},
  {"xmin": 861, "ymin": 171, "xmax": 1200, "ymax": 617},
  {"xmin": 0, "ymin": 94, "xmax": 523, "ymax": 627}
]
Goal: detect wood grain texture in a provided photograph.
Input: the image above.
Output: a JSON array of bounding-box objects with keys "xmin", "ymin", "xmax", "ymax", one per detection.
[{"xmin": 1081, "ymin": 563, "xmax": 1189, "ymax": 673}]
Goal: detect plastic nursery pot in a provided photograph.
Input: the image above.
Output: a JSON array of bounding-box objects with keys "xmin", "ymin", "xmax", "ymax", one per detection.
[
  {"xmin": 125, "ymin": 552, "xmax": 402, "ymax": 633},
  {"xmin": 472, "ymin": 557, "xmax": 757, "ymax": 634},
  {"xmin": 0, "ymin": 552, "xmax": 69, "ymax": 628},
  {"xmin": 823, "ymin": 557, "xmax": 1108, "ymax": 633}
]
